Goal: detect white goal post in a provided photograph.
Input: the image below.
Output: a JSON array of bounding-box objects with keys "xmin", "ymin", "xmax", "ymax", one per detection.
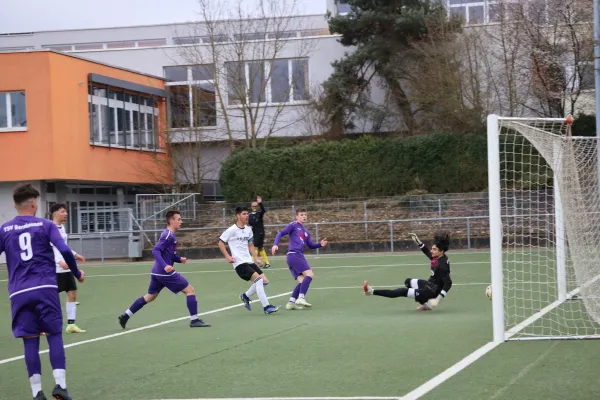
[{"xmin": 487, "ymin": 114, "xmax": 600, "ymax": 342}]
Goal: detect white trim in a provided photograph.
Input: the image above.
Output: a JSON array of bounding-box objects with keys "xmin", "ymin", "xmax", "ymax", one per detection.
[
  {"xmin": 150, "ymin": 272, "xmax": 179, "ymax": 276},
  {"xmin": 0, "ymin": 127, "xmax": 27, "ymax": 132},
  {"xmin": 9, "ymin": 284, "xmax": 58, "ymax": 298}
]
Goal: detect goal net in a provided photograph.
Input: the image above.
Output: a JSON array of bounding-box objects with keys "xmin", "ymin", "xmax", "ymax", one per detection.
[{"xmin": 487, "ymin": 115, "xmax": 600, "ymax": 341}]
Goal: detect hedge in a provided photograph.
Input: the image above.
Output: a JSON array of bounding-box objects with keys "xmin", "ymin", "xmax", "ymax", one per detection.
[{"xmin": 219, "ymin": 134, "xmax": 488, "ymax": 202}]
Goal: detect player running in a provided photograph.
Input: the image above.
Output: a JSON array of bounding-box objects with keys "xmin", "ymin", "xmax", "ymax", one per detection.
[
  {"xmin": 218, "ymin": 206, "xmax": 280, "ymax": 315},
  {"xmin": 49, "ymin": 203, "xmax": 87, "ymax": 333},
  {"xmin": 118, "ymin": 210, "xmax": 211, "ymax": 329},
  {"xmin": 0, "ymin": 183, "xmax": 84, "ymax": 400},
  {"xmin": 363, "ymin": 232, "xmax": 452, "ymax": 310},
  {"xmin": 272, "ymin": 208, "xmax": 328, "ymax": 310}
]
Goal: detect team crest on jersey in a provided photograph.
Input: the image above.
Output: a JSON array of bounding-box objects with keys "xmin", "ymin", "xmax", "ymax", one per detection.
[{"xmin": 431, "ymin": 258, "xmax": 439, "ymax": 268}]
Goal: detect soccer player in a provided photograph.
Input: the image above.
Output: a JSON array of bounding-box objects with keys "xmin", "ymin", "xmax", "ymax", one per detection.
[
  {"xmin": 248, "ymin": 196, "xmax": 270, "ymax": 268},
  {"xmin": 363, "ymin": 232, "xmax": 452, "ymax": 311},
  {"xmin": 49, "ymin": 203, "xmax": 87, "ymax": 333},
  {"xmin": 0, "ymin": 183, "xmax": 84, "ymax": 400},
  {"xmin": 118, "ymin": 210, "xmax": 211, "ymax": 329},
  {"xmin": 271, "ymin": 208, "xmax": 328, "ymax": 310},
  {"xmin": 218, "ymin": 206, "xmax": 280, "ymax": 315}
]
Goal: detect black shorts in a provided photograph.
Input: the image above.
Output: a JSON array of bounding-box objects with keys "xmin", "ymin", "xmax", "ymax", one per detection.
[
  {"xmin": 57, "ymin": 272, "xmax": 77, "ymax": 293},
  {"xmin": 235, "ymin": 263, "xmax": 263, "ymax": 281},
  {"xmin": 253, "ymin": 232, "xmax": 265, "ymax": 248}
]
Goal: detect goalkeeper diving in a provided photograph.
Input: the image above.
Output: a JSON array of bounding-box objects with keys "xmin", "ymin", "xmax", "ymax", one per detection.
[{"xmin": 363, "ymin": 232, "xmax": 452, "ymax": 310}]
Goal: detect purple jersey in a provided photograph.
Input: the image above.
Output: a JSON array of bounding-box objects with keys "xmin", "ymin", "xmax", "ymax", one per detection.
[
  {"xmin": 151, "ymin": 229, "xmax": 181, "ymax": 275},
  {"xmin": 274, "ymin": 221, "xmax": 321, "ymax": 254},
  {"xmin": 0, "ymin": 216, "xmax": 80, "ymax": 298}
]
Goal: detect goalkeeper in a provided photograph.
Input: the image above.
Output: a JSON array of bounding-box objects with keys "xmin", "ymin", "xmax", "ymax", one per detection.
[
  {"xmin": 249, "ymin": 196, "xmax": 271, "ymax": 268},
  {"xmin": 363, "ymin": 232, "xmax": 452, "ymax": 310}
]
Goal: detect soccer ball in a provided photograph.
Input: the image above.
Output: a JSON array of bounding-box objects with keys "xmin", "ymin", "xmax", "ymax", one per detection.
[{"xmin": 485, "ymin": 285, "xmax": 492, "ymax": 300}]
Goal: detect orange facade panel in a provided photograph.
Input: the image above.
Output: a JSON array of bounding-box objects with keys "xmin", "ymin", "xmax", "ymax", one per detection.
[{"xmin": 0, "ymin": 51, "xmax": 171, "ymax": 185}]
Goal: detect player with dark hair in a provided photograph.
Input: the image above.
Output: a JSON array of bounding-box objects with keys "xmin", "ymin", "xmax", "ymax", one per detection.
[
  {"xmin": 218, "ymin": 206, "xmax": 280, "ymax": 315},
  {"xmin": 272, "ymin": 208, "xmax": 328, "ymax": 310},
  {"xmin": 49, "ymin": 203, "xmax": 87, "ymax": 333},
  {"xmin": 0, "ymin": 183, "xmax": 84, "ymax": 400},
  {"xmin": 118, "ymin": 210, "xmax": 211, "ymax": 329},
  {"xmin": 363, "ymin": 232, "xmax": 452, "ymax": 311},
  {"xmin": 249, "ymin": 196, "xmax": 270, "ymax": 268}
]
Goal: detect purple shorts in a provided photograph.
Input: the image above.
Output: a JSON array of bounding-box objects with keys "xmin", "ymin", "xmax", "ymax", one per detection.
[
  {"xmin": 10, "ymin": 288, "xmax": 62, "ymax": 338},
  {"xmin": 148, "ymin": 273, "xmax": 189, "ymax": 294},
  {"xmin": 286, "ymin": 252, "xmax": 311, "ymax": 280}
]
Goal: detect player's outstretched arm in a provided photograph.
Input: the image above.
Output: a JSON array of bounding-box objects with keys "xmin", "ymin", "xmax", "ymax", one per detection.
[
  {"xmin": 306, "ymin": 234, "xmax": 323, "ymax": 249},
  {"xmin": 272, "ymin": 224, "xmax": 292, "ymax": 255},
  {"xmin": 409, "ymin": 232, "xmax": 432, "ymax": 259},
  {"xmin": 48, "ymin": 223, "xmax": 82, "ymax": 281}
]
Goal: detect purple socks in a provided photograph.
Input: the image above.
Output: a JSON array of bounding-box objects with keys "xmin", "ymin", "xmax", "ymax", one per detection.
[
  {"xmin": 300, "ymin": 276, "xmax": 313, "ymax": 296},
  {"xmin": 187, "ymin": 295, "xmax": 198, "ymax": 320},
  {"xmin": 23, "ymin": 337, "xmax": 41, "ymax": 377}
]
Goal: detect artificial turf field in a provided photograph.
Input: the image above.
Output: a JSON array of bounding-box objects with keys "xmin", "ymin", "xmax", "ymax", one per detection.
[{"xmin": 1, "ymin": 250, "xmax": 599, "ymax": 399}]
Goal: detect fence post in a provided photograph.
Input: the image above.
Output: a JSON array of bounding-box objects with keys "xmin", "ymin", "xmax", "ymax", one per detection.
[
  {"xmin": 364, "ymin": 201, "xmax": 368, "ymax": 239},
  {"xmin": 222, "ymin": 208, "xmax": 226, "ymax": 226},
  {"xmin": 292, "ymin": 205, "xmax": 296, "ymax": 219},
  {"xmin": 315, "ymin": 223, "xmax": 319, "ymax": 255},
  {"xmin": 100, "ymin": 232, "xmax": 104, "ymax": 263},
  {"xmin": 466, "ymin": 218, "xmax": 471, "ymax": 250},
  {"xmin": 79, "ymin": 236, "xmax": 83, "ymax": 255},
  {"xmin": 389, "ymin": 221, "xmax": 394, "ymax": 252}
]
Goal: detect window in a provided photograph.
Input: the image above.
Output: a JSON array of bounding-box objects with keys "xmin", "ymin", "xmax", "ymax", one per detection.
[
  {"xmin": 226, "ymin": 58, "xmax": 310, "ymax": 105},
  {"xmin": 0, "ymin": 91, "xmax": 27, "ymax": 131},
  {"xmin": 164, "ymin": 65, "xmax": 217, "ymax": 128},
  {"xmin": 173, "ymin": 36, "xmax": 200, "ymax": 45},
  {"xmin": 73, "ymin": 43, "xmax": 103, "ymax": 51},
  {"xmin": 137, "ymin": 39, "xmax": 167, "ymax": 47},
  {"xmin": 88, "ymin": 86, "xmax": 158, "ymax": 149},
  {"xmin": 42, "ymin": 44, "xmax": 73, "ymax": 52},
  {"xmin": 106, "ymin": 41, "xmax": 137, "ymax": 49}
]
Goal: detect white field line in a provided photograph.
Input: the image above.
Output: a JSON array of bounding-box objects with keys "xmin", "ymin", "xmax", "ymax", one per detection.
[
  {"xmin": 0, "ymin": 291, "xmax": 290, "ymax": 366},
  {"xmin": 0, "ymin": 261, "xmax": 490, "ymax": 282}
]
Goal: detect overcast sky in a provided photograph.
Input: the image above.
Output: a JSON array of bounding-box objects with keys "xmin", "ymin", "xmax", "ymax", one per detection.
[{"xmin": 0, "ymin": 0, "xmax": 327, "ymax": 34}]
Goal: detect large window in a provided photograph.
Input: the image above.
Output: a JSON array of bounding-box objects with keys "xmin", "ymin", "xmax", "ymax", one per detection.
[
  {"xmin": 165, "ymin": 65, "xmax": 217, "ymax": 129},
  {"xmin": 88, "ymin": 86, "xmax": 159, "ymax": 149},
  {"xmin": 226, "ymin": 58, "xmax": 309, "ymax": 106},
  {"xmin": 0, "ymin": 91, "xmax": 27, "ymax": 131}
]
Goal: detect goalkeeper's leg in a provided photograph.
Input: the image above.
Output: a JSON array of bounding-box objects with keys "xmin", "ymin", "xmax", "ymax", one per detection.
[{"xmin": 364, "ymin": 281, "xmax": 415, "ymax": 298}]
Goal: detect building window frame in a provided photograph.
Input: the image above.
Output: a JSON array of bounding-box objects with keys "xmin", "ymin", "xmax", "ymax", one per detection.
[
  {"xmin": 88, "ymin": 84, "xmax": 160, "ymax": 151},
  {"xmin": 0, "ymin": 91, "xmax": 27, "ymax": 132},
  {"xmin": 164, "ymin": 64, "xmax": 217, "ymax": 129},
  {"xmin": 226, "ymin": 57, "xmax": 310, "ymax": 107}
]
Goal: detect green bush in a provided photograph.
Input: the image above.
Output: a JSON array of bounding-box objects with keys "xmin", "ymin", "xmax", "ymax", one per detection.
[{"xmin": 220, "ymin": 134, "xmax": 488, "ymax": 202}]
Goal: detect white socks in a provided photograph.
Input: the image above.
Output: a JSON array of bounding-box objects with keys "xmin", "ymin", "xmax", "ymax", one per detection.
[
  {"xmin": 66, "ymin": 301, "xmax": 76, "ymax": 323},
  {"xmin": 29, "ymin": 374, "xmax": 42, "ymax": 396},
  {"xmin": 53, "ymin": 369, "xmax": 66, "ymax": 389},
  {"xmin": 245, "ymin": 283, "xmax": 257, "ymax": 298},
  {"xmin": 254, "ymin": 278, "xmax": 269, "ymax": 307}
]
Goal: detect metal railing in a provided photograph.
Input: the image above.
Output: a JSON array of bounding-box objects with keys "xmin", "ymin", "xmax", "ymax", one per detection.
[{"xmin": 66, "ymin": 212, "xmax": 555, "ymax": 262}]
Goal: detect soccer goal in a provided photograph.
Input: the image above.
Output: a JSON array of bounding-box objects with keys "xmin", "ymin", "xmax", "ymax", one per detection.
[{"xmin": 487, "ymin": 114, "xmax": 600, "ymax": 342}]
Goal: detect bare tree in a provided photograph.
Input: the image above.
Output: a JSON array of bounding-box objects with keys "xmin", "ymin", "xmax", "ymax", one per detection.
[
  {"xmin": 171, "ymin": 0, "xmax": 318, "ymax": 150},
  {"xmin": 482, "ymin": 0, "xmax": 594, "ymax": 118}
]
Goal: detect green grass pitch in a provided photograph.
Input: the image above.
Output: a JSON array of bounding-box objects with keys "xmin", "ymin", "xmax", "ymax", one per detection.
[{"xmin": 0, "ymin": 251, "xmax": 599, "ymax": 399}]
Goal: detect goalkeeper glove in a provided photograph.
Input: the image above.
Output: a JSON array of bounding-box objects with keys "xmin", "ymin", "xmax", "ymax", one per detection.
[
  {"xmin": 409, "ymin": 232, "xmax": 423, "ymax": 246},
  {"xmin": 428, "ymin": 291, "xmax": 447, "ymax": 308}
]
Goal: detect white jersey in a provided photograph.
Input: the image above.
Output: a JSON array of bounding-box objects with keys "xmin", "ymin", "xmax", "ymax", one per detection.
[
  {"xmin": 51, "ymin": 224, "xmax": 77, "ymax": 273},
  {"xmin": 219, "ymin": 224, "xmax": 254, "ymax": 269}
]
